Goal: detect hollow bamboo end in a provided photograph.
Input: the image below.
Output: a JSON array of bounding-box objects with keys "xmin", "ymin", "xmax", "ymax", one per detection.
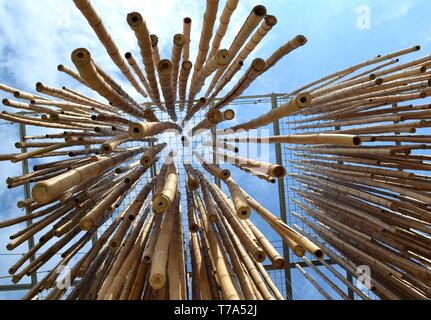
[
  {"xmin": 150, "ymin": 274, "xmax": 165, "ymax": 289},
  {"xmin": 158, "ymin": 59, "xmax": 172, "ymax": 74},
  {"xmin": 253, "ymin": 5, "xmax": 267, "ymax": 17},
  {"xmin": 188, "ymin": 181, "xmax": 199, "ymax": 190},
  {"xmin": 109, "ymin": 240, "xmax": 119, "ymax": 250},
  {"xmin": 237, "ymin": 206, "xmax": 252, "ymax": 220},
  {"xmin": 313, "ymin": 249, "xmax": 324, "ymax": 259},
  {"xmin": 189, "ymin": 224, "xmax": 199, "ymax": 233},
  {"xmin": 174, "ymin": 34, "xmax": 185, "ymax": 46},
  {"xmin": 32, "ymin": 183, "xmax": 52, "ymax": 204},
  {"xmin": 221, "ymin": 169, "xmax": 231, "ymax": 180},
  {"xmin": 102, "ymin": 144, "xmax": 113, "ymax": 154},
  {"xmin": 265, "ymin": 15, "xmax": 278, "ymax": 27},
  {"xmin": 272, "ymin": 166, "xmax": 286, "ymax": 178},
  {"xmin": 80, "ymin": 218, "xmax": 94, "ymax": 231},
  {"xmin": 57, "ymin": 64, "xmax": 64, "ymax": 71},
  {"xmin": 150, "ymin": 34, "xmax": 159, "ymax": 47},
  {"xmin": 140, "ymin": 156, "xmax": 151, "ymax": 168},
  {"xmin": 253, "ymin": 249, "xmax": 266, "ymax": 263},
  {"xmin": 295, "ymin": 35, "xmax": 308, "ymax": 46},
  {"xmin": 216, "ymin": 49, "xmax": 231, "ymax": 66},
  {"xmin": 8, "ymin": 267, "xmax": 17, "ymax": 275},
  {"xmin": 129, "ymin": 123, "xmax": 145, "ymax": 139},
  {"xmin": 182, "ymin": 60, "xmax": 193, "ymax": 70},
  {"xmin": 71, "ymin": 48, "xmax": 91, "ymax": 65},
  {"xmin": 183, "ymin": 17, "xmax": 192, "ymax": 24},
  {"xmin": 273, "ymin": 258, "xmax": 285, "ymax": 269},
  {"xmin": 353, "ymin": 136, "xmax": 362, "ymax": 146},
  {"xmin": 252, "ymin": 58, "xmax": 266, "ymax": 72},
  {"xmin": 152, "ymin": 195, "xmax": 170, "ymax": 214},
  {"xmin": 296, "ymin": 93, "xmax": 312, "ymax": 109},
  {"xmin": 127, "ymin": 12, "xmax": 143, "ymax": 27},
  {"xmin": 125, "ymin": 52, "xmax": 132, "ymax": 60},
  {"xmin": 207, "ymin": 109, "xmax": 223, "ymax": 124},
  {"xmin": 143, "ymin": 256, "xmax": 151, "ymax": 264},
  {"xmin": 223, "ymin": 109, "xmax": 235, "ymax": 121}
]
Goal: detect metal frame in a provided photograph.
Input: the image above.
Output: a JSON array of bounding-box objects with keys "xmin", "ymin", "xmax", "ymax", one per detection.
[{"xmin": 0, "ymin": 93, "xmax": 355, "ymax": 299}]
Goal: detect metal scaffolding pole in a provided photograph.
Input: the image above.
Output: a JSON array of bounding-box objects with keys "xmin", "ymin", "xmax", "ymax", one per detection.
[
  {"xmin": 18, "ymin": 123, "xmax": 38, "ymax": 287},
  {"xmin": 271, "ymin": 93, "xmax": 293, "ymax": 299}
]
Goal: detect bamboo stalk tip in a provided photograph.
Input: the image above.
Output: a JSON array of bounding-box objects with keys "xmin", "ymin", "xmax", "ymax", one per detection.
[
  {"xmin": 254, "ymin": 249, "xmax": 266, "ymax": 263},
  {"xmin": 295, "ymin": 35, "xmax": 308, "ymax": 46},
  {"xmin": 313, "ymin": 249, "xmax": 324, "ymax": 259},
  {"xmin": 189, "ymin": 224, "xmax": 199, "ymax": 233},
  {"xmin": 223, "ymin": 109, "xmax": 235, "ymax": 121},
  {"xmin": 182, "ymin": 60, "xmax": 193, "ymax": 69},
  {"xmin": 183, "ymin": 17, "xmax": 191, "ymax": 24},
  {"xmin": 150, "ymin": 35, "xmax": 159, "ymax": 48},
  {"xmin": 265, "ymin": 15, "xmax": 278, "ymax": 27},
  {"xmin": 57, "ymin": 64, "xmax": 64, "ymax": 71},
  {"xmin": 221, "ymin": 169, "xmax": 231, "ymax": 180},
  {"xmin": 32, "ymin": 183, "xmax": 52, "ymax": 204},
  {"xmin": 252, "ymin": 58, "xmax": 266, "ymax": 72},
  {"xmin": 273, "ymin": 166, "xmax": 286, "ymax": 178},
  {"xmin": 149, "ymin": 274, "xmax": 165, "ymax": 289},
  {"xmin": 79, "ymin": 218, "xmax": 94, "ymax": 231},
  {"xmin": 152, "ymin": 195, "xmax": 170, "ymax": 214},
  {"xmin": 174, "ymin": 34, "xmax": 185, "ymax": 46},
  {"xmin": 253, "ymin": 5, "xmax": 267, "ymax": 17},
  {"xmin": 125, "ymin": 52, "xmax": 132, "ymax": 59},
  {"xmin": 238, "ymin": 206, "xmax": 252, "ymax": 220},
  {"xmin": 158, "ymin": 59, "xmax": 172, "ymax": 73},
  {"xmin": 2, "ymin": 99, "xmax": 10, "ymax": 106},
  {"xmin": 8, "ymin": 267, "xmax": 17, "ymax": 276},
  {"xmin": 127, "ymin": 12, "xmax": 143, "ymax": 27},
  {"xmin": 71, "ymin": 48, "xmax": 91, "ymax": 65},
  {"xmin": 353, "ymin": 136, "xmax": 362, "ymax": 146},
  {"xmin": 273, "ymin": 258, "xmax": 284, "ymax": 269}
]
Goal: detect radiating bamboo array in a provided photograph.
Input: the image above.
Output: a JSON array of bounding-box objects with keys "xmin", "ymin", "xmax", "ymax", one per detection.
[
  {"xmin": 218, "ymin": 45, "xmax": 431, "ymax": 300},
  {"xmin": 0, "ymin": 0, "xmax": 430, "ymax": 301}
]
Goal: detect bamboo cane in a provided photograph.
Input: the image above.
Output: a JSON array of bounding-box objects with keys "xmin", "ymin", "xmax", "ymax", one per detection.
[
  {"xmin": 152, "ymin": 162, "xmax": 178, "ymax": 214},
  {"xmin": 171, "ymin": 34, "xmax": 185, "ymax": 102},
  {"xmin": 32, "ymin": 147, "xmax": 145, "ymax": 204},
  {"xmin": 182, "ymin": 17, "xmax": 192, "ymax": 61},
  {"xmin": 125, "ymin": 52, "xmax": 151, "ymax": 98},
  {"xmin": 227, "ymin": 93, "xmax": 312, "ymax": 131},
  {"xmin": 191, "ymin": 0, "xmax": 220, "ymax": 85},
  {"xmin": 129, "ymin": 122, "xmax": 181, "ymax": 139},
  {"xmin": 223, "ymin": 177, "xmax": 251, "ymax": 219},
  {"xmin": 179, "ymin": 61, "xmax": 193, "ymax": 110},
  {"xmin": 157, "ymin": 59, "xmax": 176, "ymax": 121},
  {"xmin": 149, "ymin": 195, "xmax": 179, "ymax": 289},
  {"xmin": 186, "ymin": 188, "xmax": 200, "ymax": 232},
  {"xmin": 194, "ymin": 151, "xmax": 231, "ymax": 180},
  {"xmin": 127, "ymin": 12, "xmax": 162, "ymax": 107}
]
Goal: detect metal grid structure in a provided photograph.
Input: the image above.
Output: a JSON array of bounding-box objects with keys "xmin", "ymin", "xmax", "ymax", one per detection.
[{"xmin": 0, "ymin": 93, "xmax": 373, "ymax": 300}]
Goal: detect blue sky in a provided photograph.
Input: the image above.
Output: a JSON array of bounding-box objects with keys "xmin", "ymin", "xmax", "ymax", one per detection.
[{"xmin": 0, "ymin": 0, "xmax": 430, "ymax": 300}]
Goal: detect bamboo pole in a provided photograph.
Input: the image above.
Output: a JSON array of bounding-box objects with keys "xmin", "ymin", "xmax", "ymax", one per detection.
[
  {"xmin": 149, "ymin": 195, "xmax": 179, "ymax": 289},
  {"xmin": 127, "ymin": 12, "xmax": 162, "ymax": 108}
]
